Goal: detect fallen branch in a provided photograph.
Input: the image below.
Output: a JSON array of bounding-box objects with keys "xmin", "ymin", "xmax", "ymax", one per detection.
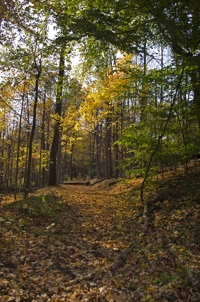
[
  {"xmin": 108, "ymin": 180, "xmax": 118, "ymax": 187},
  {"xmin": 63, "ymin": 181, "xmax": 86, "ymax": 186},
  {"xmin": 89, "ymin": 178, "xmax": 106, "ymax": 186}
]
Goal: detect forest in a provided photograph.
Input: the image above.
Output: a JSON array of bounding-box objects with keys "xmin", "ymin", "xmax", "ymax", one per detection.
[
  {"xmin": 0, "ymin": 0, "xmax": 200, "ymax": 194},
  {"xmin": 0, "ymin": 0, "xmax": 200, "ymax": 301}
]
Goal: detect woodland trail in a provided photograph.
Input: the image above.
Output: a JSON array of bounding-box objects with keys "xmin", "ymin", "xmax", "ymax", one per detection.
[
  {"xmin": 1, "ymin": 185, "xmax": 140, "ymax": 301},
  {"xmin": 0, "ymin": 178, "xmax": 200, "ymax": 301}
]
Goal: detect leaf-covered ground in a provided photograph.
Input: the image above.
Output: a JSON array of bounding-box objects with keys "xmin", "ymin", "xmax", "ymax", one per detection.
[{"xmin": 0, "ymin": 170, "xmax": 200, "ymax": 301}]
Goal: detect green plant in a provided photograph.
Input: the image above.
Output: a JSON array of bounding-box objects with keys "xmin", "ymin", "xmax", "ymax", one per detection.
[{"xmin": 32, "ymin": 227, "xmax": 44, "ymax": 237}]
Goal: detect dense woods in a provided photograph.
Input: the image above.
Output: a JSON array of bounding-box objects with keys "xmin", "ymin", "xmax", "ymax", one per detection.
[
  {"xmin": 0, "ymin": 0, "xmax": 199, "ymax": 195},
  {"xmin": 0, "ymin": 1, "xmax": 200, "ymax": 301}
]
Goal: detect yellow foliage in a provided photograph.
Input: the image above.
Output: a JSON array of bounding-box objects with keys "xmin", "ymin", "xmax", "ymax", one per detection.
[{"xmin": 79, "ymin": 53, "xmax": 140, "ymax": 131}]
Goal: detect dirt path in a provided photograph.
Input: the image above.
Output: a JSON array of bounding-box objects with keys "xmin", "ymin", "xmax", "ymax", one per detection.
[
  {"xmin": 1, "ymin": 182, "xmax": 200, "ymax": 301},
  {"xmin": 55, "ymin": 185, "xmax": 142, "ymax": 301},
  {"xmin": 0, "ymin": 186, "xmax": 137, "ymax": 301}
]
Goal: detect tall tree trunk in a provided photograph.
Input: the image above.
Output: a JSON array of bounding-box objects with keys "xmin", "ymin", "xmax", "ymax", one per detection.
[
  {"xmin": 9, "ymin": 119, "xmax": 15, "ymax": 194},
  {"xmin": 160, "ymin": 44, "xmax": 164, "ymax": 104},
  {"xmin": 191, "ymin": 67, "xmax": 200, "ymax": 129},
  {"xmin": 92, "ymin": 135, "xmax": 95, "ymax": 172},
  {"xmin": 63, "ymin": 142, "xmax": 68, "ymax": 182},
  {"xmin": 46, "ymin": 110, "xmax": 50, "ymax": 184},
  {"xmin": 105, "ymin": 117, "xmax": 109, "ymax": 179},
  {"xmin": 25, "ymin": 59, "xmax": 42, "ymax": 197},
  {"xmin": 70, "ymin": 144, "xmax": 74, "ymax": 180},
  {"xmin": 108, "ymin": 120, "xmax": 113, "ymax": 178},
  {"xmin": 95, "ymin": 122, "xmax": 101, "ymax": 179},
  {"xmin": 48, "ymin": 43, "xmax": 65, "ymax": 186},
  {"xmin": 23, "ymin": 97, "xmax": 30, "ymax": 191},
  {"xmin": 14, "ymin": 93, "xmax": 24, "ymax": 199},
  {"xmin": 39, "ymin": 142, "xmax": 42, "ymax": 188},
  {"xmin": 140, "ymin": 42, "xmax": 147, "ymax": 122},
  {"xmin": 41, "ymin": 91, "xmax": 46, "ymax": 186},
  {"xmin": 114, "ymin": 105, "xmax": 119, "ymax": 178},
  {"xmin": 89, "ymin": 133, "xmax": 92, "ymax": 178},
  {"xmin": 57, "ymin": 138, "xmax": 62, "ymax": 183},
  {"xmin": 0, "ymin": 113, "xmax": 6, "ymax": 184},
  {"xmin": 5, "ymin": 130, "xmax": 11, "ymax": 194},
  {"xmin": 120, "ymin": 101, "xmax": 124, "ymax": 177}
]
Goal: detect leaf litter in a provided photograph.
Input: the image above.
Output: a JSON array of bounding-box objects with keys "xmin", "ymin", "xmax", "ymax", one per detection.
[{"xmin": 0, "ymin": 171, "xmax": 200, "ymax": 301}]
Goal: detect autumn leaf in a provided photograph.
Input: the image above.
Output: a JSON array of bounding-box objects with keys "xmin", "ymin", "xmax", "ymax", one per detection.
[
  {"xmin": 0, "ymin": 172, "xmax": 200, "ymax": 301},
  {"xmin": 147, "ymin": 253, "xmax": 153, "ymax": 260}
]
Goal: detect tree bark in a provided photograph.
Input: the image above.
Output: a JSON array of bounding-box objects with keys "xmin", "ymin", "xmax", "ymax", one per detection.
[
  {"xmin": 191, "ymin": 66, "xmax": 200, "ymax": 129},
  {"xmin": 57, "ymin": 138, "xmax": 62, "ymax": 183},
  {"xmin": 23, "ymin": 97, "xmax": 30, "ymax": 191},
  {"xmin": 105, "ymin": 117, "xmax": 109, "ymax": 179},
  {"xmin": 41, "ymin": 90, "xmax": 46, "ymax": 187},
  {"xmin": 25, "ymin": 59, "xmax": 42, "ymax": 197},
  {"xmin": 108, "ymin": 120, "xmax": 113, "ymax": 177},
  {"xmin": 140, "ymin": 42, "xmax": 147, "ymax": 122},
  {"xmin": 70, "ymin": 143, "xmax": 74, "ymax": 180},
  {"xmin": 95, "ymin": 122, "xmax": 101, "ymax": 179},
  {"xmin": 14, "ymin": 93, "xmax": 24, "ymax": 199},
  {"xmin": 48, "ymin": 43, "xmax": 65, "ymax": 186},
  {"xmin": 114, "ymin": 109, "xmax": 119, "ymax": 178}
]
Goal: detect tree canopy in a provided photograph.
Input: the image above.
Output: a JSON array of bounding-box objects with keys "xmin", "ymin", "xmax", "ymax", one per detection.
[
  {"xmin": 0, "ymin": 0, "xmax": 199, "ymax": 195},
  {"xmin": 0, "ymin": 2, "xmax": 200, "ymax": 300}
]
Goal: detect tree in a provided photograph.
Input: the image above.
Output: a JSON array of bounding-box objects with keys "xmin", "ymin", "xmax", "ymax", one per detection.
[
  {"xmin": 61, "ymin": 78, "xmax": 85, "ymax": 181},
  {"xmin": 1, "ymin": 0, "xmax": 199, "ymax": 194},
  {"xmin": 61, "ymin": 0, "xmax": 199, "ymax": 129},
  {"xmin": 14, "ymin": 83, "xmax": 25, "ymax": 199},
  {"xmin": 0, "ymin": 0, "xmax": 38, "ymax": 45},
  {"xmin": 48, "ymin": 42, "xmax": 66, "ymax": 185},
  {"xmin": 25, "ymin": 55, "xmax": 42, "ymax": 196}
]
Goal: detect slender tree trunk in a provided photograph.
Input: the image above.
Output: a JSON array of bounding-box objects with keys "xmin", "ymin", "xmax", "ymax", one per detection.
[
  {"xmin": 105, "ymin": 118, "xmax": 109, "ymax": 179},
  {"xmin": 191, "ymin": 67, "xmax": 200, "ymax": 128},
  {"xmin": 63, "ymin": 142, "xmax": 68, "ymax": 182},
  {"xmin": 160, "ymin": 44, "xmax": 164, "ymax": 104},
  {"xmin": 114, "ymin": 105, "xmax": 119, "ymax": 178},
  {"xmin": 95, "ymin": 122, "xmax": 101, "ymax": 179},
  {"xmin": 120, "ymin": 102, "xmax": 124, "ymax": 177},
  {"xmin": 45, "ymin": 110, "xmax": 50, "ymax": 183},
  {"xmin": 5, "ymin": 131, "xmax": 11, "ymax": 194},
  {"xmin": 108, "ymin": 121, "xmax": 113, "ymax": 177},
  {"xmin": 57, "ymin": 138, "xmax": 62, "ymax": 183},
  {"xmin": 0, "ymin": 113, "xmax": 6, "ymax": 184},
  {"xmin": 70, "ymin": 144, "xmax": 74, "ymax": 180},
  {"xmin": 25, "ymin": 59, "xmax": 42, "ymax": 197},
  {"xmin": 89, "ymin": 133, "xmax": 92, "ymax": 178},
  {"xmin": 9, "ymin": 120, "xmax": 15, "ymax": 194},
  {"xmin": 23, "ymin": 124, "xmax": 30, "ymax": 191},
  {"xmin": 14, "ymin": 94, "xmax": 24, "ymax": 199},
  {"xmin": 140, "ymin": 42, "xmax": 147, "ymax": 122},
  {"xmin": 92, "ymin": 136, "xmax": 95, "ymax": 171},
  {"xmin": 48, "ymin": 43, "xmax": 65, "ymax": 186},
  {"xmin": 38, "ymin": 143, "xmax": 42, "ymax": 188},
  {"xmin": 41, "ymin": 91, "xmax": 46, "ymax": 186}
]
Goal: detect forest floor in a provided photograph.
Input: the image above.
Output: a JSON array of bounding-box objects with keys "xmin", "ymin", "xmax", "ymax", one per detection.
[{"xmin": 0, "ymin": 167, "xmax": 200, "ymax": 301}]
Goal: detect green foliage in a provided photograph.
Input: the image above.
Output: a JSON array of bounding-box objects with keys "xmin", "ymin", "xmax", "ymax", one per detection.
[
  {"xmin": 159, "ymin": 271, "xmax": 170, "ymax": 284},
  {"xmin": 117, "ymin": 62, "xmax": 200, "ymax": 179},
  {"xmin": 32, "ymin": 227, "xmax": 45, "ymax": 237},
  {"xmin": 0, "ymin": 194, "xmax": 62, "ymax": 235},
  {"xmin": 20, "ymin": 194, "xmax": 60, "ymax": 222},
  {"xmin": 0, "ymin": 214, "xmax": 7, "ymax": 224},
  {"xmin": 19, "ymin": 218, "xmax": 31, "ymax": 231},
  {"xmin": 171, "ymin": 274, "xmax": 180, "ymax": 282}
]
